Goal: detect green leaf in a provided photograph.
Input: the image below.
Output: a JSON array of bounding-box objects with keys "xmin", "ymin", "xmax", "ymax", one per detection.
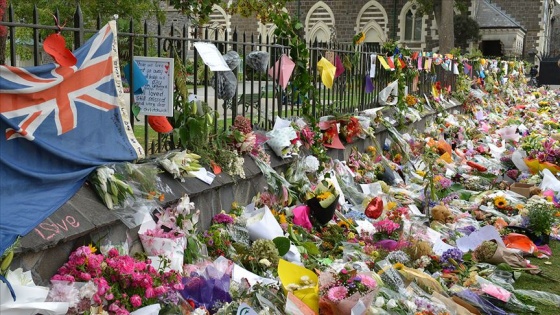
[
  {"xmin": 302, "ymin": 241, "xmax": 320, "ymax": 256},
  {"xmin": 496, "ymin": 263, "xmax": 513, "ymax": 272},
  {"xmin": 273, "ymin": 237, "xmax": 291, "ymax": 256},
  {"xmin": 178, "ymin": 127, "xmax": 189, "ymax": 148},
  {"xmin": 318, "ymin": 258, "xmax": 333, "ymax": 266},
  {"xmin": 294, "ymin": 22, "xmax": 303, "ymax": 30},
  {"xmin": 132, "ymin": 104, "xmax": 141, "ymax": 118}
]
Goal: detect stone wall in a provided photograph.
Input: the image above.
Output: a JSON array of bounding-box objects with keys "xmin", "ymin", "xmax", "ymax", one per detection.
[{"xmin": 489, "ymin": 0, "xmax": 545, "ymax": 57}]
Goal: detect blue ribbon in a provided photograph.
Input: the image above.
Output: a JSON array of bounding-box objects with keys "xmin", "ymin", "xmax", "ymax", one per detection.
[{"xmin": 0, "ymin": 274, "xmax": 16, "ymax": 301}]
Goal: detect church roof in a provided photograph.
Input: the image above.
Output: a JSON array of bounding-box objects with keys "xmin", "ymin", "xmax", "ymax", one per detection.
[{"xmin": 476, "ymin": 0, "xmax": 526, "ymax": 32}]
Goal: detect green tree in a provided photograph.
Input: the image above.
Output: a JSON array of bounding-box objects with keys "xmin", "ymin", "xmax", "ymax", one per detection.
[
  {"xmin": 2, "ymin": 0, "xmax": 164, "ymax": 64},
  {"xmin": 414, "ymin": 0, "xmax": 469, "ymax": 53},
  {"xmin": 454, "ymin": 14, "xmax": 480, "ymax": 51},
  {"xmin": 168, "ymin": 0, "xmax": 292, "ymax": 25}
]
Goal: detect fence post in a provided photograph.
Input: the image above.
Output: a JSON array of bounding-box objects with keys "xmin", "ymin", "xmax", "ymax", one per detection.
[
  {"xmin": 32, "ymin": 6, "xmax": 39, "ymax": 66},
  {"xmin": 73, "ymin": 5, "xmax": 83, "ymax": 49},
  {"xmin": 8, "ymin": 4, "xmax": 15, "ymax": 66}
]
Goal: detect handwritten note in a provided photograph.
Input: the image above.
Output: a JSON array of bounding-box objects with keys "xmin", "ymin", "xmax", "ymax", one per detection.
[{"xmin": 133, "ymin": 56, "xmax": 174, "ymax": 117}]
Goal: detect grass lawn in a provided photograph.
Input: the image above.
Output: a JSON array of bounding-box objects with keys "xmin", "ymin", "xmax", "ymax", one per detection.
[
  {"xmin": 515, "ymin": 240, "xmax": 560, "ymax": 314},
  {"xmin": 133, "ymin": 124, "xmax": 159, "ymax": 150}
]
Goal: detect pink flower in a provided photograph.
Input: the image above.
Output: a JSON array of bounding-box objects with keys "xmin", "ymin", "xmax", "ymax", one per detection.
[
  {"xmin": 154, "ymin": 285, "xmax": 167, "ymax": 295},
  {"xmin": 108, "ymin": 302, "xmax": 120, "ymax": 312},
  {"xmin": 327, "ymin": 286, "xmax": 348, "ymax": 302},
  {"xmin": 108, "ymin": 248, "xmax": 119, "ymax": 257},
  {"xmin": 145, "ymin": 287, "xmax": 155, "ymax": 299},
  {"xmin": 130, "ymin": 294, "xmax": 142, "ymax": 308},
  {"xmin": 79, "ymin": 272, "xmax": 91, "ymax": 281},
  {"xmin": 94, "ymin": 278, "xmax": 109, "ymax": 295},
  {"xmin": 105, "ymin": 293, "xmax": 114, "ymax": 301},
  {"xmin": 359, "ymin": 275, "xmax": 377, "ymax": 289}
]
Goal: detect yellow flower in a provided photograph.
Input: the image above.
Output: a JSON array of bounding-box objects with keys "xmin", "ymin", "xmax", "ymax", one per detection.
[
  {"xmin": 386, "ymin": 201, "xmax": 397, "ymax": 211},
  {"xmin": 337, "ymin": 220, "xmax": 350, "ymax": 229},
  {"xmin": 367, "ymin": 146, "xmax": 377, "ymax": 155},
  {"xmin": 494, "ymin": 196, "xmax": 508, "ymax": 209},
  {"xmin": 353, "ymin": 32, "xmax": 365, "ymax": 45},
  {"xmin": 347, "ymin": 232, "xmax": 356, "ymax": 240},
  {"xmin": 317, "ymin": 191, "xmax": 333, "ymax": 201},
  {"xmin": 416, "ymin": 170, "xmax": 426, "ymax": 177},
  {"xmin": 279, "ymin": 214, "xmax": 287, "ymax": 224},
  {"xmin": 393, "ymin": 262, "xmax": 404, "ymax": 270},
  {"xmin": 88, "ymin": 244, "xmax": 97, "ymax": 253}
]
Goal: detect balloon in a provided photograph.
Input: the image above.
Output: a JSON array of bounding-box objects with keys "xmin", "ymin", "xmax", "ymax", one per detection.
[
  {"xmin": 365, "ymin": 197, "xmax": 383, "ymax": 219},
  {"xmin": 43, "ymin": 33, "xmax": 77, "ymax": 67},
  {"xmin": 148, "ymin": 116, "xmax": 173, "ymax": 133}
]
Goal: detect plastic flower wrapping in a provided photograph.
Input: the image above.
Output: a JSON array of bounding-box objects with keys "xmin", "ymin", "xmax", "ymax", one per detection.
[{"xmin": 318, "ymin": 265, "xmax": 379, "ymax": 314}]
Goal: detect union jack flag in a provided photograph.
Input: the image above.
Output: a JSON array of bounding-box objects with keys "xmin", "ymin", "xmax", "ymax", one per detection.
[{"xmin": 0, "ymin": 21, "xmax": 144, "ymax": 255}]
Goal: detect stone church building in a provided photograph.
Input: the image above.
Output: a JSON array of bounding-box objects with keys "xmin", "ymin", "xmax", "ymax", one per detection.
[{"xmin": 158, "ymin": 0, "xmax": 558, "ymax": 60}]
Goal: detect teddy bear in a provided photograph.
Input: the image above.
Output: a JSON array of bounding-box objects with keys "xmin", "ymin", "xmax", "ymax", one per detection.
[{"xmin": 431, "ymin": 202, "xmax": 454, "ymax": 224}]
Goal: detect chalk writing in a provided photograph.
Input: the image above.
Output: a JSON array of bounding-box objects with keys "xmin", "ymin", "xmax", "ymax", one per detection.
[{"xmin": 34, "ymin": 216, "xmax": 81, "ymax": 240}]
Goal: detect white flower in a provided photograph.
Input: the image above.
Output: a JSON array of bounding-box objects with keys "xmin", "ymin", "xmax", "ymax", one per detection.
[
  {"xmin": 79, "ymin": 281, "xmax": 98, "ymax": 299},
  {"xmin": 303, "ymin": 155, "xmax": 319, "ymax": 173},
  {"xmin": 367, "ymin": 307, "xmax": 381, "ymax": 315},
  {"xmin": 259, "ymin": 258, "xmax": 271, "ymax": 267},
  {"xmin": 387, "ymin": 299, "xmax": 398, "ymax": 309},
  {"xmin": 193, "ymin": 308, "xmax": 208, "ymax": 315},
  {"xmin": 405, "ymin": 300, "xmax": 417, "ymax": 312},
  {"xmin": 5, "ymin": 268, "xmax": 35, "ymax": 286},
  {"xmin": 374, "ymin": 296, "xmax": 385, "ymax": 307}
]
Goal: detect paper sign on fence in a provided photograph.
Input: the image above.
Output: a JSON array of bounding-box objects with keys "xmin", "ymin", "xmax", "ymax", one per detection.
[{"xmin": 193, "ymin": 42, "xmax": 231, "ymax": 71}]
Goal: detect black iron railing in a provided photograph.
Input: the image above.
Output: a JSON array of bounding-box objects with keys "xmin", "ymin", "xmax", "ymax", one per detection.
[{"xmin": 1, "ymin": 5, "xmax": 461, "ymax": 156}]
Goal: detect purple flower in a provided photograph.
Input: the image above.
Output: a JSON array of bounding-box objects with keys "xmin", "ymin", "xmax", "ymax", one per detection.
[
  {"xmin": 212, "ymin": 213, "xmax": 234, "ymax": 225},
  {"xmin": 441, "ymin": 248, "xmax": 464, "ymax": 270}
]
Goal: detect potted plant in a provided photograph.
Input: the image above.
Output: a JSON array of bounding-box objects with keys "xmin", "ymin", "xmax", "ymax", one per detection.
[{"xmin": 526, "ymin": 200, "xmax": 556, "ymax": 245}]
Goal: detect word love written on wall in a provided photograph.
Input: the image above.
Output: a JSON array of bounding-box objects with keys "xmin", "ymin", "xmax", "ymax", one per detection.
[
  {"xmin": 26, "ymin": 204, "xmax": 95, "ymax": 249},
  {"xmin": 134, "ymin": 56, "xmax": 174, "ymax": 117}
]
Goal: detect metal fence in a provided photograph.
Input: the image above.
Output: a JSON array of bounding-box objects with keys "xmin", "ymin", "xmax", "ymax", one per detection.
[{"xmin": 1, "ymin": 5, "xmax": 458, "ymax": 156}]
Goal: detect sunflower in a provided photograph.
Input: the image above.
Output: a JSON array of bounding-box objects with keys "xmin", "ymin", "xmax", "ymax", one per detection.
[
  {"xmin": 494, "ymin": 196, "xmax": 508, "ymax": 209},
  {"xmin": 393, "ymin": 262, "xmax": 405, "ymax": 270},
  {"xmin": 317, "ymin": 191, "xmax": 333, "ymax": 201}
]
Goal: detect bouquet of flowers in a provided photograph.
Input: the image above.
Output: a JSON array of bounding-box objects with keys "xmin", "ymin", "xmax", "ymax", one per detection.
[
  {"xmin": 339, "ymin": 116, "xmax": 363, "ymax": 143},
  {"xmin": 306, "ymin": 178, "xmax": 340, "ymax": 225},
  {"xmin": 89, "ymin": 165, "xmax": 134, "ymax": 210},
  {"xmin": 180, "ymin": 258, "xmax": 233, "ymax": 313},
  {"xmin": 51, "ymin": 245, "xmax": 183, "ymax": 314},
  {"xmin": 139, "ymin": 194, "xmax": 203, "ymax": 270},
  {"xmin": 158, "ymin": 150, "xmax": 202, "ymax": 182},
  {"xmin": 520, "ymin": 135, "xmax": 560, "ymax": 174},
  {"xmin": 347, "ymin": 147, "xmax": 385, "ymax": 184},
  {"xmin": 319, "ymin": 266, "xmax": 378, "ymax": 314},
  {"xmin": 228, "ymin": 116, "xmax": 256, "ymax": 154}
]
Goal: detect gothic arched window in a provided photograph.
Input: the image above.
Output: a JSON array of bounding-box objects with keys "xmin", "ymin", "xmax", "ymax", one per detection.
[{"xmin": 404, "ymin": 7, "xmax": 422, "ymax": 41}]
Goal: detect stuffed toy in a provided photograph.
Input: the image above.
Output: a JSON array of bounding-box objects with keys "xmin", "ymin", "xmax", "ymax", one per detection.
[{"xmin": 431, "ymin": 202, "xmax": 453, "ymax": 223}]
